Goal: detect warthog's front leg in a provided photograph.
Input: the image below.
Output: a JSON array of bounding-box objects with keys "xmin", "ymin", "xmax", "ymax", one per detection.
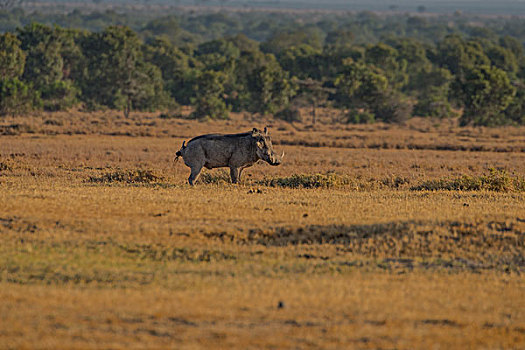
[{"xmin": 229, "ymin": 167, "xmax": 240, "ymax": 184}]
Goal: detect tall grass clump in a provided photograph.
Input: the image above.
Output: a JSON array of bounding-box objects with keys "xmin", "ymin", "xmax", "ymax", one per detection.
[{"xmin": 411, "ymin": 168, "xmax": 524, "ymax": 192}]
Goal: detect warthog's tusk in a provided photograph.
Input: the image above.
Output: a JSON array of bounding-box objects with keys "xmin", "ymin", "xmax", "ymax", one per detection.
[{"xmin": 281, "ymin": 151, "xmax": 285, "ymax": 159}]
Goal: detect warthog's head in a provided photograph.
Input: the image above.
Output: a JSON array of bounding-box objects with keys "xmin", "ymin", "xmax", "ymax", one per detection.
[{"xmin": 252, "ymin": 127, "xmax": 283, "ymax": 166}]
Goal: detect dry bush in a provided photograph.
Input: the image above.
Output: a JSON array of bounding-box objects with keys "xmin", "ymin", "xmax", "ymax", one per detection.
[{"xmin": 0, "ymin": 123, "xmax": 34, "ymax": 135}]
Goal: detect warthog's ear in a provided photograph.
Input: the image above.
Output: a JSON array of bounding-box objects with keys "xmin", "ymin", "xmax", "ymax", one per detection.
[{"xmin": 252, "ymin": 128, "xmax": 259, "ymax": 135}]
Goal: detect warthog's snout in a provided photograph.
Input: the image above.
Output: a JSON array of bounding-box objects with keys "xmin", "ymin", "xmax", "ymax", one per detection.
[{"xmin": 268, "ymin": 151, "xmax": 284, "ymax": 166}]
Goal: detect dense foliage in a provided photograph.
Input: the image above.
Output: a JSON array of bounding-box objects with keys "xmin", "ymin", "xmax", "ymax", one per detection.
[{"xmin": 1, "ymin": 8, "xmax": 525, "ymax": 125}]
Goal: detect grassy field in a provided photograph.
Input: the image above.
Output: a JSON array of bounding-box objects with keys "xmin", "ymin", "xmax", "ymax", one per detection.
[{"xmin": 1, "ymin": 110, "xmax": 524, "ymax": 349}]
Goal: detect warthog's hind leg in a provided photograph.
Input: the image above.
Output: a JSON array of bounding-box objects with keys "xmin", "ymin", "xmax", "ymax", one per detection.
[
  {"xmin": 230, "ymin": 167, "xmax": 239, "ymax": 184},
  {"xmin": 188, "ymin": 166, "xmax": 203, "ymax": 185}
]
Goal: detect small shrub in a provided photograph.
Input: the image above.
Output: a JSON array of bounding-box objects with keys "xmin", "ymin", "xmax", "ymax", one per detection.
[
  {"xmin": 274, "ymin": 106, "xmax": 302, "ymax": 123},
  {"xmin": 0, "ymin": 123, "xmax": 34, "ymax": 135},
  {"xmin": 158, "ymin": 111, "xmax": 182, "ymax": 119},
  {"xmin": 40, "ymin": 80, "xmax": 78, "ymax": 112},
  {"xmin": 43, "ymin": 119, "xmax": 63, "ymax": 126},
  {"xmin": 0, "ymin": 160, "xmax": 12, "ymax": 172},
  {"xmin": 0, "ymin": 78, "xmax": 38, "ymax": 116},
  {"xmin": 372, "ymin": 91, "xmax": 413, "ymax": 123},
  {"xmin": 87, "ymin": 169, "xmax": 162, "ymax": 184},
  {"xmin": 189, "ymin": 96, "xmax": 230, "ymax": 120},
  {"xmin": 413, "ymin": 97, "xmax": 455, "ymax": 119},
  {"xmin": 381, "ymin": 175, "xmax": 410, "ymax": 188},
  {"xmin": 345, "ymin": 109, "xmax": 375, "ymax": 124},
  {"xmin": 158, "ymin": 104, "xmax": 182, "ymax": 119}
]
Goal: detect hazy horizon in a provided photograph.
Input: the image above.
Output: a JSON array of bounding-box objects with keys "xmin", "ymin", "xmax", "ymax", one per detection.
[{"xmin": 22, "ymin": 0, "xmax": 525, "ymax": 16}]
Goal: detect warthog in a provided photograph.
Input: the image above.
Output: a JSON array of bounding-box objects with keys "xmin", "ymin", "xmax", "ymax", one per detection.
[{"xmin": 175, "ymin": 127, "xmax": 283, "ymax": 185}]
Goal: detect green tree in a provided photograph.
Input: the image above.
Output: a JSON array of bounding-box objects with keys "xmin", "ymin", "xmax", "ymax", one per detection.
[
  {"xmin": 365, "ymin": 43, "xmax": 408, "ymax": 89},
  {"xmin": 228, "ymin": 50, "xmax": 268, "ymax": 112},
  {"xmin": 229, "ymin": 51, "xmax": 295, "ymax": 115},
  {"xmin": 143, "ymin": 37, "xmax": 192, "ymax": 106},
  {"xmin": 39, "ymin": 80, "xmax": 78, "ymax": 112},
  {"xmin": 324, "ymin": 29, "xmax": 354, "ymax": 51},
  {"xmin": 503, "ymin": 81, "xmax": 525, "ymax": 125},
  {"xmin": 140, "ymin": 16, "xmax": 197, "ymax": 46},
  {"xmin": 244, "ymin": 56, "xmax": 296, "ymax": 115},
  {"xmin": 292, "ymin": 78, "xmax": 331, "ymax": 125},
  {"xmin": 433, "ymin": 35, "xmax": 490, "ymax": 76},
  {"xmin": 0, "ymin": 78, "xmax": 38, "ymax": 116},
  {"xmin": 499, "ymin": 36, "xmax": 524, "ymax": 61},
  {"xmin": 333, "ymin": 61, "xmax": 387, "ymax": 123},
  {"xmin": 0, "ymin": 32, "xmax": 25, "ymax": 79},
  {"xmin": 455, "ymin": 65, "xmax": 515, "ymax": 126},
  {"xmin": 486, "ymin": 45, "xmax": 518, "ymax": 75},
  {"xmin": 261, "ymin": 27, "xmax": 323, "ymax": 56},
  {"xmin": 278, "ymin": 44, "xmax": 323, "ymax": 80},
  {"xmin": 412, "ymin": 67, "xmax": 454, "ymax": 118},
  {"xmin": 17, "ymin": 23, "xmax": 79, "ymax": 111},
  {"xmin": 370, "ymin": 90, "xmax": 413, "ymax": 124},
  {"xmin": 18, "ymin": 23, "xmax": 64, "ymax": 88},
  {"xmin": 0, "ymin": 32, "xmax": 36, "ymax": 117},
  {"xmin": 334, "ymin": 61, "xmax": 411, "ymax": 123},
  {"xmin": 190, "ymin": 70, "xmax": 229, "ymax": 120},
  {"xmin": 225, "ymin": 34, "xmax": 259, "ymax": 53},
  {"xmin": 82, "ymin": 26, "xmax": 173, "ymax": 116},
  {"xmin": 387, "ymin": 37, "xmax": 432, "ymax": 94},
  {"xmin": 320, "ymin": 45, "xmax": 365, "ymax": 80},
  {"xmin": 195, "ymin": 38, "xmax": 240, "ymax": 72}
]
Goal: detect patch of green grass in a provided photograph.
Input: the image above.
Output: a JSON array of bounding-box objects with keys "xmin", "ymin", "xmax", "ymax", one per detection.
[
  {"xmin": 87, "ymin": 168, "xmax": 163, "ymax": 184},
  {"xmin": 256, "ymin": 173, "xmax": 412, "ymax": 190},
  {"xmin": 256, "ymin": 173, "xmax": 354, "ymax": 189},
  {"xmin": 117, "ymin": 243, "xmax": 237, "ymax": 263},
  {"xmin": 0, "ymin": 241, "xmax": 240, "ymax": 286},
  {"xmin": 411, "ymin": 168, "xmax": 525, "ymax": 192},
  {"xmin": 199, "ymin": 170, "xmax": 231, "ymax": 184}
]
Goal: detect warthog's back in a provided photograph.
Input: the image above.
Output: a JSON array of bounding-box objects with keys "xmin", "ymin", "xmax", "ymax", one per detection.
[
  {"xmin": 187, "ymin": 132, "xmax": 252, "ymax": 144},
  {"xmin": 184, "ymin": 132, "xmax": 256, "ymax": 169}
]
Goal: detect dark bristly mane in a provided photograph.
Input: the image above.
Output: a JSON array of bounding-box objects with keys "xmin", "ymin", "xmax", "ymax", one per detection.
[{"xmin": 187, "ymin": 131, "xmax": 253, "ymax": 144}]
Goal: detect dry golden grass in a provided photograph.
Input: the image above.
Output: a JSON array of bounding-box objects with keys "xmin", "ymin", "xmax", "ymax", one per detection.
[
  {"xmin": 0, "ymin": 110, "xmax": 524, "ymax": 348},
  {"xmin": 2, "ymin": 274, "xmax": 523, "ymax": 349}
]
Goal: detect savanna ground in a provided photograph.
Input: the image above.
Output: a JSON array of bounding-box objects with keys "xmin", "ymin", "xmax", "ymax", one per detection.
[{"xmin": 1, "ymin": 109, "xmax": 524, "ymax": 349}]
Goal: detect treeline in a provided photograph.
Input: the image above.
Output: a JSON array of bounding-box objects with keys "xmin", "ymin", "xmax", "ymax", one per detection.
[
  {"xmin": 1, "ymin": 21, "xmax": 525, "ymax": 126},
  {"xmin": 3, "ymin": 8, "xmax": 525, "ymax": 46}
]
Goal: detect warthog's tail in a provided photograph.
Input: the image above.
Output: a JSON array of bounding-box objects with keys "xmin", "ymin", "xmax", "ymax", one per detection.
[{"xmin": 174, "ymin": 140, "xmax": 186, "ymax": 163}]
